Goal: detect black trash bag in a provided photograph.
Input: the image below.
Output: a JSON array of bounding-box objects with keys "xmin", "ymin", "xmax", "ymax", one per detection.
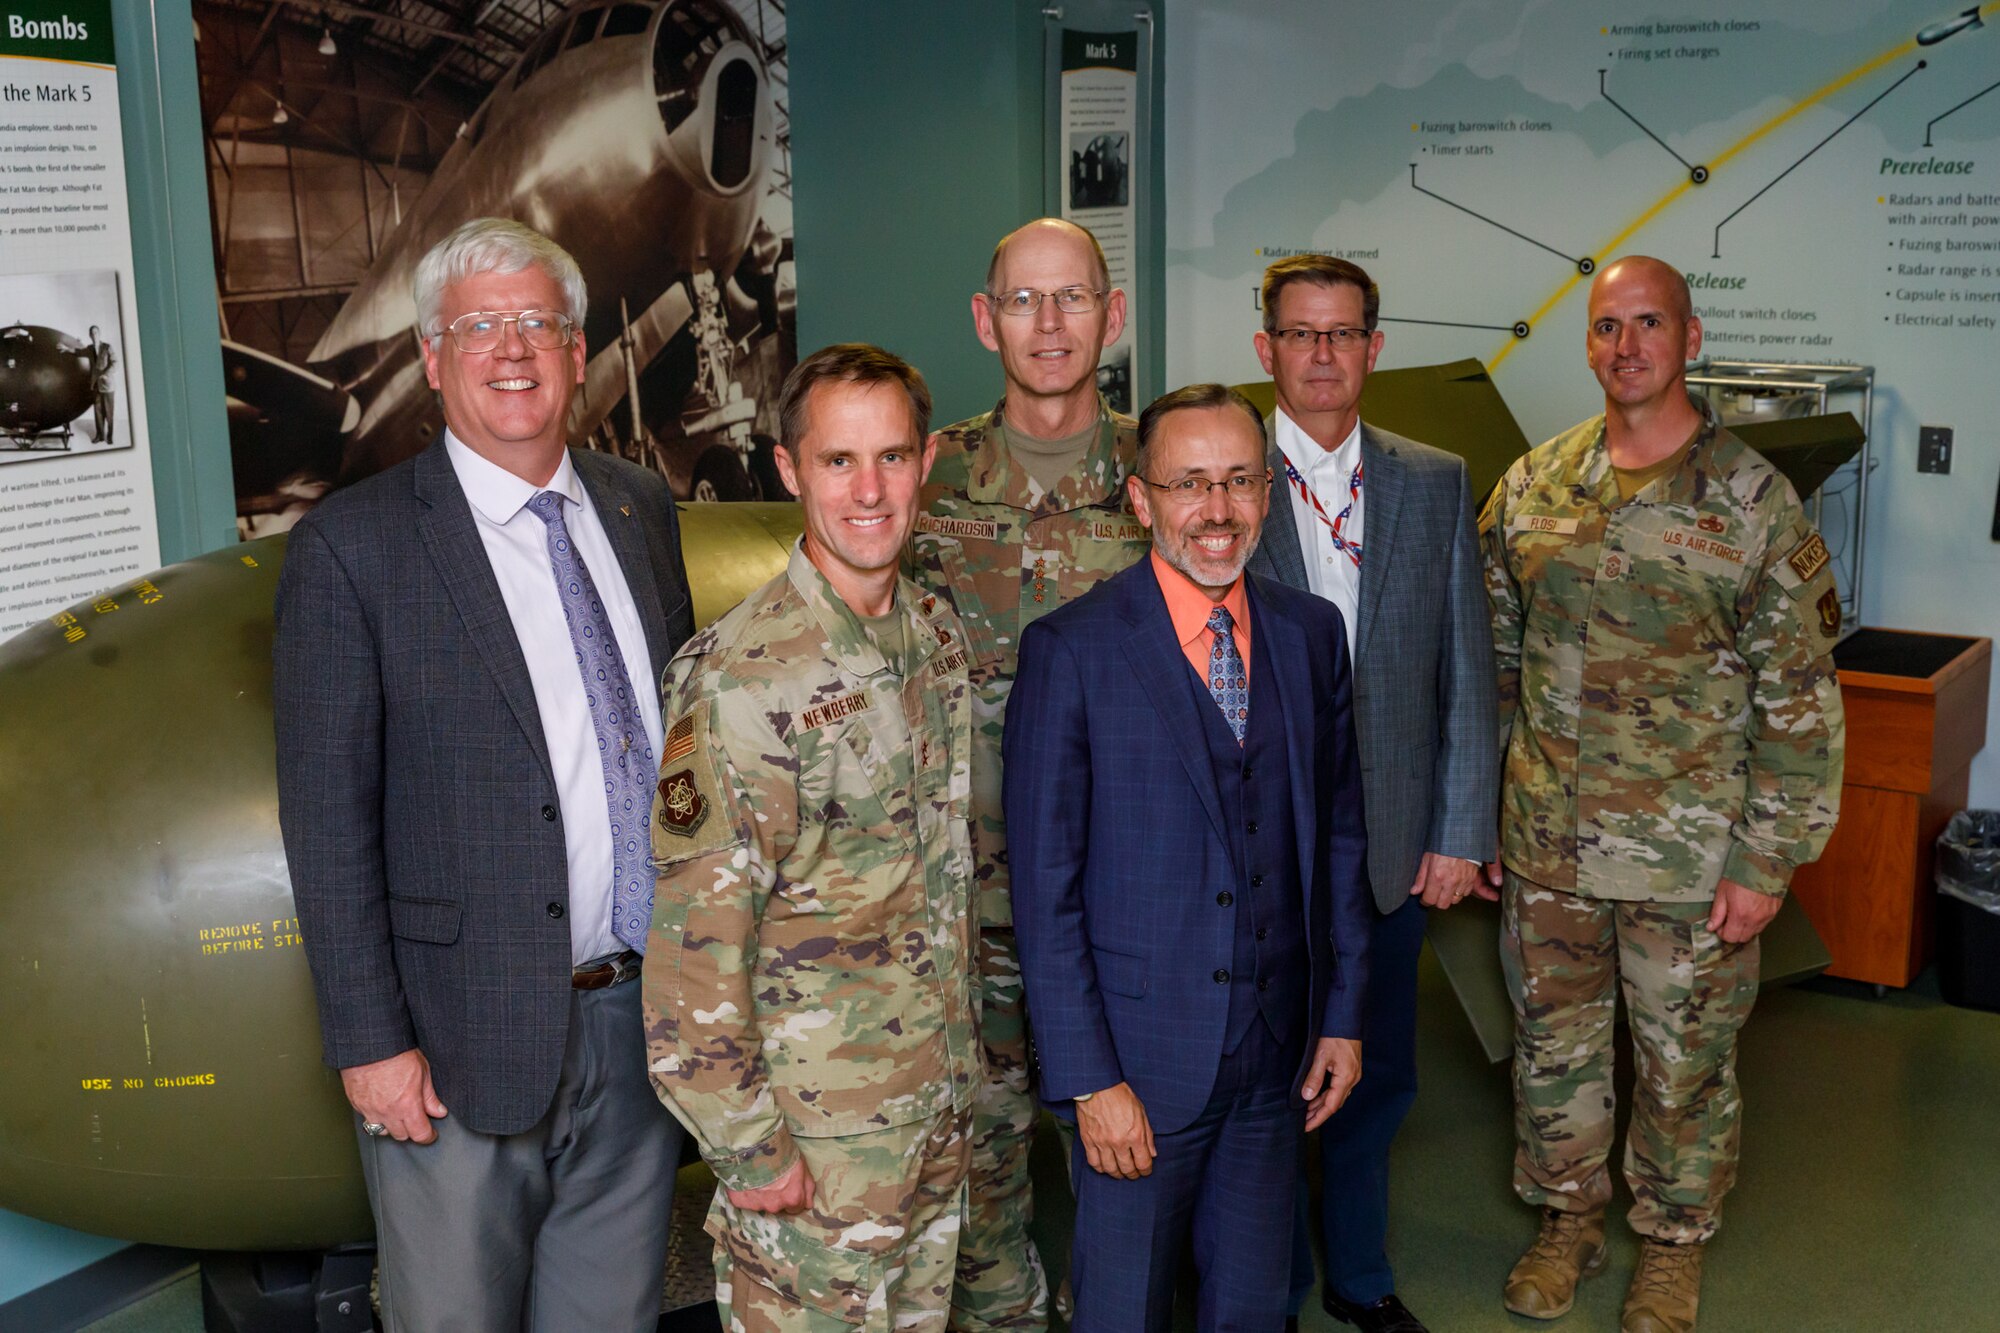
[{"xmin": 1937, "ymin": 810, "xmax": 2000, "ymax": 915}]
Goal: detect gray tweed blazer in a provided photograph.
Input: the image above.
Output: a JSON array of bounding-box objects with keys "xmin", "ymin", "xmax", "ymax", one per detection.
[
  {"xmin": 274, "ymin": 440, "xmax": 693, "ymax": 1135},
  {"xmin": 1249, "ymin": 417, "xmax": 1497, "ymax": 913}
]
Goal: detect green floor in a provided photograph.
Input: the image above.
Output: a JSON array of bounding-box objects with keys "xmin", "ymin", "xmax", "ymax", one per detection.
[{"xmin": 82, "ymin": 953, "xmax": 2000, "ymax": 1332}]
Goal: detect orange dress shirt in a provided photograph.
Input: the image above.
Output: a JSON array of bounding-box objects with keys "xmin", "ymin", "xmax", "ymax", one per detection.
[{"xmin": 1150, "ymin": 549, "xmax": 1252, "ymax": 690}]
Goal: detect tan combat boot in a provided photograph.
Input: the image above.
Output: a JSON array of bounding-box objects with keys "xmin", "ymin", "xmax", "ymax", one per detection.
[
  {"xmin": 1503, "ymin": 1207, "xmax": 1608, "ymax": 1318},
  {"xmin": 1621, "ymin": 1238, "xmax": 1705, "ymax": 1333}
]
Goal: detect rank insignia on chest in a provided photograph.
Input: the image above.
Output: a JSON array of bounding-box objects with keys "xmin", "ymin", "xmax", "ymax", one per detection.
[
  {"xmin": 1817, "ymin": 587, "xmax": 1842, "ymax": 638},
  {"xmin": 920, "ymin": 594, "xmax": 939, "ymax": 617},
  {"xmin": 658, "ymin": 769, "xmax": 709, "ymax": 837}
]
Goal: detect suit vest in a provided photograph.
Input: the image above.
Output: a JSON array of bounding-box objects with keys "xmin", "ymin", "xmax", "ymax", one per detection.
[{"xmin": 1190, "ymin": 632, "xmax": 1309, "ymax": 1055}]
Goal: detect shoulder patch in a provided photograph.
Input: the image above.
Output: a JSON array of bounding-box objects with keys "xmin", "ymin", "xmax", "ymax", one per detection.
[
  {"xmin": 1787, "ymin": 532, "xmax": 1830, "ymax": 583},
  {"xmin": 661, "ymin": 712, "xmax": 698, "ymax": 766},
  {"xmin": 1816, "ymin": 587, "xmax": 1843, "ymax": 640},
  {"xmin": 649, "ymin": 701, "xmax": 735, "ymax": 863},
  {"xmin": 658, "ymin": 768, "xmax": 710, "ymax": 837}
]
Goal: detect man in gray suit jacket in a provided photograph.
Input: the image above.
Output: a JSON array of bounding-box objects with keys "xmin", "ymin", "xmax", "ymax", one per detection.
[
  {"xmin": 274, "ymin": 219, "xmax": 693, "ymax": 1331},
  {"xmin": 1248, "ymin": 255, "xmax": 1497, "ymax": 1333}
]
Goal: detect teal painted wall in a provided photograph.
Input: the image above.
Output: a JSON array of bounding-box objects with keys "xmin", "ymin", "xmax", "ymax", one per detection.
[
  {"xmin": 790, "ymin": 1, "xmax": 1166, "ymax": 426},
  {"xmin": 790, "ymin": 3, "xmax": 1045, "ymax": 424},
  {"xmin": 117, "ymin": 0, "xmax": 236, "ymax": 561}
]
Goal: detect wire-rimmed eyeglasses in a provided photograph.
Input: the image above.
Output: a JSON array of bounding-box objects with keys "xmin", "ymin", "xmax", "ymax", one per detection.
[
  {"xmin": 987, "ymin": 287, "xmax": 1109, "ymax": 316},
  {"xmin": 1138, "ymin": 471, "xmax": 1272, "ymax": 505},
  {"xmin": 435, "ymin": 309, "xmax": 576, "ymax": 354}
]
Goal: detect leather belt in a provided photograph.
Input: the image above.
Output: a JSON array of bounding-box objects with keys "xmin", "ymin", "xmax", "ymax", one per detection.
[{"xmin": 572, "ymin": 950, "xmax": 642, "ymax": 991}]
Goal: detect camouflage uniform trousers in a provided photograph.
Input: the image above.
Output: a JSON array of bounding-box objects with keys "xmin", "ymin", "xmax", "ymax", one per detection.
[
  {"xmin": 712, "ymin": 1104, "xmax": 975, "ymax": 1332},
  {"xmin": 949, "ymin": 928, "xmax": 1048, "ymax": 1331},
  {"xmin": 1500, "ymin": 872, "xmax": 1760, "ymax": 1244}
]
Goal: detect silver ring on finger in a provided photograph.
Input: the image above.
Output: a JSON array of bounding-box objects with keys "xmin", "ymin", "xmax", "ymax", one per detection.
[{"xmin": 362, "ymin": 1121, "xmax": 389, "ymax": 1137}]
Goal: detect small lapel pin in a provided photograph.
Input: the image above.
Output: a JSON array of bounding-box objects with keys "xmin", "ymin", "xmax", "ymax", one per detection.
[{"xmin": 619, "ymin": 505, "xmax": 632, "ymax": 517}]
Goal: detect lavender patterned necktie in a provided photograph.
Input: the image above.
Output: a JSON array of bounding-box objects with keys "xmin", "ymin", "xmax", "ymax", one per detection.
[
  {"xmin": 1206, "ymin": 605, "xmax": 1248, "ymax": 744},
  {"xmin": 526, "ymin": 491, "xmax": 656, "ymax": 954}
]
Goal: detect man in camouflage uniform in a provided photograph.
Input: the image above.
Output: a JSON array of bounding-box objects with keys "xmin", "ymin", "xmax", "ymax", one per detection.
[
  {"xmin": 909, "ymin": 218, "xmax": 1150, "ymax": 1331},
  {"xmin": 646, "ymin": 344, "xmax": 981, "ymax": 1331},
  {"xmin": 1479, "ymin": 256, "xmax": 1845, "ymax": 1333}
]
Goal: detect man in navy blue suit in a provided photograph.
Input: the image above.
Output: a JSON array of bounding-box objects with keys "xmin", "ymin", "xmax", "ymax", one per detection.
[{"xmin": 1006, "ymin": 382, "xmax": 1372, "ymax": 1331}]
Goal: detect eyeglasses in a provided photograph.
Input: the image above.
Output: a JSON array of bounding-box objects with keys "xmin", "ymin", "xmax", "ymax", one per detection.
[
  {"xmin": 987, "ymin": 286, "xmax": 1109, "ymax": 316},
  {"xmin": 435, "ymin": 309, "xmax": 576, "ymax": 354},
  {"xmin": 1268, "ymin": 326, "xmax": 1372, "ymax": 351},
  {"xmin": 1140, "ymin": 471, "xmax": 1272, "ymax": 505}
]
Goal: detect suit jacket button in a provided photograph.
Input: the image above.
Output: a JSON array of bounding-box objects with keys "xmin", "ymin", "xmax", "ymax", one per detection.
[
  {"xmin": 546, "ymin": 901, "xmax": 565, "ymax": 919},
  {"xmin": 1250, "ymin": 875, "xmax": 1265, "ymax": 887},
  {"xmin": 1216, "ymin": 891, "xmax": 1234, "ymax": 906},
  {"xmin": 1246, "ymin": 821, "xmax": 1259, "ymax": 834},
  {"xmin": 1257, "ymin": 979, "xmax": 1270, "ymax": 992},
  {"xmin": 540, "ymin": 804, "xmax": 558, "ymax": 822},
  {"xmin": 1213, "ymin": 968, "xmax": 1230, "ymax": 984},
  {"xmin": 1256, "ymin": 928, "xmax": 1268, "ymax": 942}
]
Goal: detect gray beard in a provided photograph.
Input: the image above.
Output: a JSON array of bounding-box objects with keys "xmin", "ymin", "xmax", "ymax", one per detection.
[{"xmin": 1154, "ymin": 525, "xmax": 1262, "ymax": 594}]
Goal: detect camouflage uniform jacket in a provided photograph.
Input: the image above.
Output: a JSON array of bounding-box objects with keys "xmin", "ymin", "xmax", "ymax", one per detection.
[
  {"xmin": 910, "ymin": 396, "xmax": 1148, "ymax": 930},
  {"xmin": 644, "ymin": 542, "xmax": 981, "ymax": 1193},
  {"xmin": 1479, "ymin": 396, "xmax": 1845, "ymax": 903}
]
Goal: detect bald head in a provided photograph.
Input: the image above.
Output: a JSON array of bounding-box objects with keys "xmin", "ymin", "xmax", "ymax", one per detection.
[
  {"xmin": 1585, "ymin": 254, "xmax": 1703, "ymax": 414},
  {"xmin": 1592, "ymin": 256, "xmax": 1692, "ymax": 323},
  {"xmin": 985, "ymin": 218, "xmax": 1111, "ymax": 293}
]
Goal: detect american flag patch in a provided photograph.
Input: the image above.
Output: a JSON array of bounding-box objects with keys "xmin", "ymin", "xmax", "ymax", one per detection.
[{"xmin": 662, "ymin": 713, "xmax": 698, "ymax": 764}]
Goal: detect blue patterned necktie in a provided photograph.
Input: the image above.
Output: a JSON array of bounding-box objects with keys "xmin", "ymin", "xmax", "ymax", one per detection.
[
  {"xmin": 1206, "ymin": 605, "xmax": 1248, "ymax": 744},
  {"xmin": 525, "ymin": 491, "xmax": 656, "ymax": 954}
]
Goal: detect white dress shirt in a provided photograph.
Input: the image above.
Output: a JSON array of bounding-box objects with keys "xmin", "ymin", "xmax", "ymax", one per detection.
[
  {"xmin": 445, "ymin": 431, "xmax": 664, "ymax": 965},
  {"xmin": 1273, "ymin": 408, "xmax": 1364, "ymax": 660}
]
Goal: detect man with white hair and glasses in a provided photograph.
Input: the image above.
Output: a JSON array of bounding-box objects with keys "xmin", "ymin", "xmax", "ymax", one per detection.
[{"xmin": 275, "ymin": 216, "xmax": 694, "ymax": 1330}]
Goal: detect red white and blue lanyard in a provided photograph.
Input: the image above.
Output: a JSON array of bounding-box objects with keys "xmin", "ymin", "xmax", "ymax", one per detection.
[{"xmin": 1282, "ymin": 455, "xmax": 1363, "ymax": 568}]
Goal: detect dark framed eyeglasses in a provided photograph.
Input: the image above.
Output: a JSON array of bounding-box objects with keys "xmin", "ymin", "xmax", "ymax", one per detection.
[
  {"xmin": 436, "ymin": 309, "xmax": 576, "ymax": 354},
  {"xmin": 1268, "ymin": 326, "xmax": 1372, "ymax": 351}
]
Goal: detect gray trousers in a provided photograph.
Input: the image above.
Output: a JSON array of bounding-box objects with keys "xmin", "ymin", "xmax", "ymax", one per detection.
[{"xmin": 356, "ymin": 974, "xmax": 681, "ymax": 1332}]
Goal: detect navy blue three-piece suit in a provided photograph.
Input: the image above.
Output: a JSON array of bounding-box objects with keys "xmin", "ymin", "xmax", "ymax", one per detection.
[{"xmin": 1005, "ymin": 559, "xmax": 1370, "ymax": 1331}]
